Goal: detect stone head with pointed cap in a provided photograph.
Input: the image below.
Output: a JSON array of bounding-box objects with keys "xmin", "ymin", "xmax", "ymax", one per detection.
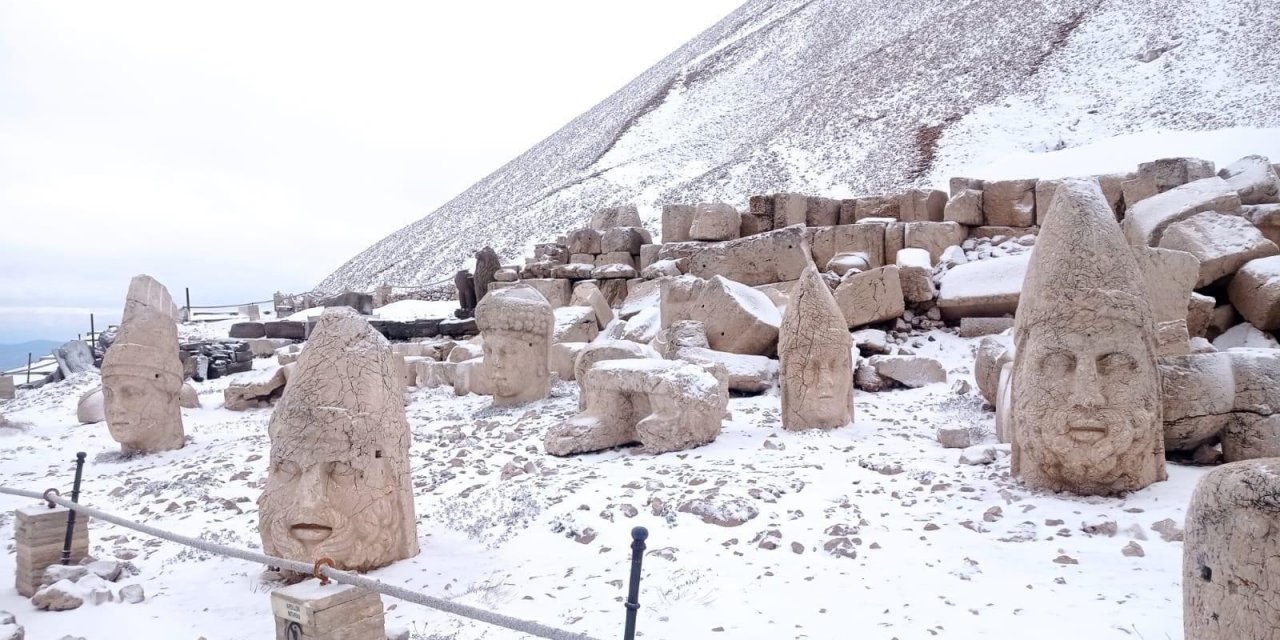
[
  {"xmin": 779, "ymin": 265, "xmax": 854, "ymax": 430},
  {"xmin": 257, "ymin": 307, "xmax": 418, "ymax": 573},
  {"xmin": 1011, "ymin": 179, "xmax": 1166, "ymax": 495},
  {"xmin": 475, "ymin": 285, "xmax": 553, "ymax": 406},
  {"xmin": 101, "ymin": 274, "xmax": 185, "ymax": 453}
]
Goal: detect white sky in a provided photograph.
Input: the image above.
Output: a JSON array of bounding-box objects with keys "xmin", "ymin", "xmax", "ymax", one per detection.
[{"xmin": 0, "ymin": 1, "xmax": 743, "ymax": 343}]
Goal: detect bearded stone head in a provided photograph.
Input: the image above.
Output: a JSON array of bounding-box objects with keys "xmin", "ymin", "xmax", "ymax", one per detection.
[{"xmin": 779, "ymin": 265, "xmax": 853, "ymax": 430}]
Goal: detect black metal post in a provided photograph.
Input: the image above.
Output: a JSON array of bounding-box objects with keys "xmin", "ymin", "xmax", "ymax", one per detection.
[
  {"xmin": 89, "ymin": 313, "xmax": 96, "ymax": 352},
  {"xmin": 185, "ymin": 288, "xmax": 191, "ymax": 321},
  {"xmin": 61, "ymin": 452, "xmax": 86, "ymax": 565},
  {"xmin": 25, "ymin": 353, "xmax": 32, "ymax": 384},
  {"xmin": 623, "ymin": 526, "xmax": 648, "ymax": 640}
]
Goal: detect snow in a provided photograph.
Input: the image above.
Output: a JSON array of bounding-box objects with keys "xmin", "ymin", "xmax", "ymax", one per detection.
[
  {"xmin": 1212, "ymin": 323, "xmax": 1280, "ymax": 350},
  {"xmin": 938, "ymin": 253, "xmax": 1032, "ymax": 301},
  {"xmin": 896, "ymin": 247, "xmax": 932, "ymax": 270},
  {"xmin": 373, "ymin": 299, "xmax": 457, "ymax": 322},
  {"xmin": 284, "ymin": 306, "xmax": 326, "ymax": 322},
  {"xmin": 718, "ymin": 276, "xmax": 782, "ymax": 327},
  {"xmin": 0, "ymin": 321, "xmax": 1207, "ymax": 639}
]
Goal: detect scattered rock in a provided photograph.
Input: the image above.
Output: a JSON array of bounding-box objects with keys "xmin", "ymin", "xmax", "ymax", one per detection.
[
  {"xmin": 937, "ymin": 428, "xmax": 972, "ymax": 449},
  {"xmin": 1121, "ymin": 542, "xmax": 1145, "ymax": 558}
]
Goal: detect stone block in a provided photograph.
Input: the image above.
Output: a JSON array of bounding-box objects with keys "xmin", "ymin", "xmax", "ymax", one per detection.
[
  {"xmin": 853, "ymin": 194, "xmax": 900, "ymax": 221},
  {"xmin": 520, "ymin": 279, "xmax": 572, "ymax": 308},
  {"xmin": 900, "ymin": 189, "xmax": 947, "ymax": 222},
  {"xmin": 895, "ymin": 248, "xmax": 935, "ymax": 303},
  {"xmin": 805, "ymin": 196, "xmax": 841, "ymax": 227},
  {"xmin": 639, "ymin": 244, "xmax": 660, "ymax": 271},
  {"xmin": 1123, "ymin": 177, "xmax": 1243, "ymax": 246},
  {"xmin": 568, "ymin": 228, "xmax": 602, "ymax": 255},
  {"xmin": 264, "ymin": 321, "xmax": 306, "ymax": 340},
  {"xmin": 969, "ymin": 226, "xmax": 1038, "ymax": 240},
  {"xmin": 944, "ymin": 189, "xmax": 983, "ymax": 226},
  {"xmin": 1122, "ymin": 175, "xmax": 1158, "ymax": 208},
  {"xmin": 590, "ymin": 205, "xmax": 642, "ymax": 230},
  {"xmin": 982, "ymin": 179, "xmax": 1036, "ymax": 227},
  {"xmin": 773, "ymin": 193, "xmax": 808, "ymax": 229},
  {"xmin": 272, "ymin": 580, "xmax": 384, "ymax": 640},
  {"xmin": 689, "ymin": 203, "xmax": 741, "ymax": 241},
  {"xmin": 229, "ymin": 322, "xmax": 266, "ymax": 339},
  {"xmin": 960, "ymin": 317, "xmax": 1014, "ymax": 338},
  {"xmin": 937, "ymin": 253, "xmax": 1029, "ymax": 320},
  {"xmin": 1137, "ymin": 157, "xmax": 1216, "ymax": 193},
  {"xmin": 596, "ymin": 252, "xmax": 636, "ymax": 269},
  {"xmin": 1160, "ymin": 212, "xmax": 1280, "ymax": 287},
  {"xmin": 1228, "ymin": 255, "xmax": 1280, "ymax": 330},
  {"xmin": 903, "ymin": 221, "xmax": 966, "ymax": 264},
  {"xmin": 949, "ymin": 177, "xmax": 984, "ymax": 197},
  {"xmin": 661, "ymin": 204, "xmax": 695, "ymax": 243},
  {"xmin": 807, "ymin": 224, "xmax": 885, "ymax": 270},
  {"xmin": 0, "ymin": 376, "xmax": 14, "ymax": 400},
  {"xmin": 686, "ymin": 226, "xmax": 810, "ymax": 287},
  {"xmin": 833, "ymin": 265, "xmax": 905, "ymax": 328},
  {"xmin": 602, "ymin": 227, "xmax": 647, "ymax": 255}
]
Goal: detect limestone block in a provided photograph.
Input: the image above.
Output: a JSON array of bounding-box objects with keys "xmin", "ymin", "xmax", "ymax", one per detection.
[
  {"xmin": 943, "ymin": 189, "xmax": 983, "ymax": 226},
  {"xmin": 1161, "ymin": 212, "xmax": 1279, "ymax": 287},
  {"xmin": 809, "ymin": 224, "xmax": 884, "ymax": 270},
  {"xmin": 689, "ymin": 276, "xmax": 782, "ymax": 357},
  {"xmin": 982, "ymin": 179, "xmax": 1036, "ymax": 227},
  {"xmin": 687, "ymin": 226, "xmax": 810, "ymax": 287},
  {"xmin": 969, "ymin": 226, "xmax": 1038, "ymax": 240},
  {"xmin": 549, "ymin": 263, "xmax": 595, "ymax": 280},
  {"xmin": 0, "ymin": 376, "xmax": 13, "ymax": 400},
  {"xmin": 592, "ymin": 264, "xmax": 638, "ymax": 280},
  {"xmin": 659, "ymin": 275, "xmax": 705, "ymax": 328},
  {"xmin": 553, "ymin": 306, "xmax": 599, "ymax": 344},
  {"xmin": 591, "ymin": 205, "xmax": 642, "ymax": 230},
  {"xmin": 272, "ymin": 580, "xmax": 385, "ymax": 640},
  {"xmin": 960, "ymin": 317, "xmax": 1014, "ymax": 339},
  {"xmin": 772, "ymin": 193, "xmax": 808, "ymax": 229},
  {"xmin": 995, "ymin": 363, "xmax": 1014, "ymax": 443},
  {"xmin": 895, "ymin": 248, "xmax": 935, "ymax": 303},
  {"xmin": 570, "ymin": 282, "xmax": 614, "ymax": 328},
  {"xmin": 1212, "ymin": 322, "xmax": 1279, "ymax": 350},
  {"xmin": 493, "ymin": 268, "xmax": 518, "ymax": 283},
  {"xmin": 657, "ymin": 241, "xmax": 709, "ymax": 262},
  {"xmin": 1131, "ymin": 246, "xmax": 1199, "ymax": 328},
  {"xmin": 549, "ymin": 342, "xmax": 587, "ymax": 381},
  {"xmin": 868, "ymin": 355, "xmax": 946, "ymax": 388},
  {"xmin": 14, "ymin": 506, "xmax": 89, "ymax": 597},
  {"xmin": 1183, "ymin": 459, "xmax": 1280, "ymax": 640},
  {"xmin": 1160, "ymin": 352, "xmax": 1236, "ymax": 452},
  {"xmin": 415, "ymin": 361, "xmax": 457, "ymax": 389},
  {"xmin": 569, "ymin": 253, "xmax": 595, "ymax": 265},
  {"xmin": 662, "ymin": 205, "xmax": 695, "ymax": 243},
  {"xmin": 641, "ymin": 259, "xmax": 681, "ymax": 279},
  {"xmin": 651, "ymin": 320, "xmax": 710, "ymax": 359},
  {"xmin": 596, "ymin": 252, "xmax": 637, "ymax": 270},
  {"xmin": 568, "ymin": 228, "xmax": 602, "ymax": 255},
  {"xmin": 778, "ymin": 266, "xmax": 853, "ymax": 429},
  {"xmin": 833, "ymin": 265, "xmax": 905, "ymax": 328},
  {"xmin": 1228, "ymin": 255, "xmax": 1280, "ymax": 330},
  {"xmin": 852, "ymin": 195, "xmax": 900, "ymax": 221},
  {"xmin": 974, "ymin": 334, "xmax": 1014, "ymax": 406},
  {"xmin": 621, "ymin": 306, "xmax": 661, "ymax": 344},
  {"xmin": 1123, "ymin": 177, "xmax": 1244, "ymax": 246},
  {"xmin": 574, "ymin": 340, "xmax": 660, "ymax": 397},
  {"xmin": 53, "ymin": 340, "xmax": 95, "ymax": 377},
  {"xmin": 949, "ymin": 177, "xmax": 984, "ymax": 197},
  {"xmin": 224, "ymin": 365, "xmax": 291, "ymax": 411},
  {"xmin": 827, "ymin": 252, "xmax": 870, "ymax": 276},
  {"xmin": 1138, "ymin": 157, "xmax": 1216, "ymax": 192},
  {"xmin": 1095, "ymin": 172, "xmax": 1129, "ymax": 214},
  {"xmin": 1219, "ymin": 155, "xmax": 1280, "ymax": 205},
  {"xmin": 519, "ymin": 278, "xmax": 571, "ymax": 308},
  {"xmin": 545, "ymin": 359, "xmax": 728, "ymax": 456},
  {"xmin": 900, "ymin": 189, "xmax": 946, "ymax": 223},
  {"xmin": 602, "ymin": 227, "xmax": 647, "ymax": 255},
  {"xmin": 672, "ymin": 347, "xmax": 777, "ymax": 394},
  {"xmin": 77, "ymin": 386, "xmax": 105, "ymax": 424},
  {"xmin": 1122, "ymin": 175, "xmax": 1158, "ymax": 208},
  {"xmin": 1244, "ymin": 203, "xmax": 1280, "ymax": 246},
  {"xmin": 265, "ymin": 321, "xmax": 307, "ymax": 340},
  {"xmin": 806, "ymin": 196, "xmax": 841, "ymax": 227},
  {"xmin": 1187, "ymin": 293, "xmax": 1215, "ymax": 338},
  {"xmin": 937, "ymin": 253, "xmax": 1030, "ymax": 320},
  {"xmin": 884, "ymin": 221, "xmax": 905, "ymax": 262},
  {"xmin": 739, "ymin": 212, "xmax": 773, "ymax": 238},
  {"xmin": 639, "ymin": 244, "xmax": 660, "ymax": 271}
]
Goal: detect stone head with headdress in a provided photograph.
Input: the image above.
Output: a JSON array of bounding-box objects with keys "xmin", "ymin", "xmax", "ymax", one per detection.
[
  {"xmin": 779, "ymin": 265, "xmax": 853, "ymax": 430},
  {"xmin": 475, "ymin": 285, "xmax": 553, "ymax": 405},
  {"xmin": 101, "ymin": 274, "xmax": 185, "ymax": 453},
  {"xmin": 1010, "ymin": 179, "xmax": 1165, "ymax": 495}
]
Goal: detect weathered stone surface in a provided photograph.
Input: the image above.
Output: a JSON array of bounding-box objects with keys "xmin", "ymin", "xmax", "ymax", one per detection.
[
  {"xmin": 896, "ymin": 248, "xmax": 935, "ymax": 303},
  {"xmin": 1012, "ymin": 179, "xmax": 1165, "ymax": 495},
  {"xmin": 689, "ymin": 276, "xmax": 782, "ymax": 357},
  {"xmin": 1160, "ymin": 212, "xmax": 1279, "ymax": 287},
  {"xmin": 549, "ymin": 342, "xmax": 587, "ymax": 382},
  {"xmin": 455, "ymin": 270, "xmax": 477, "ymax": 314},
  {"xmin": 852, "ymin": 195, "xmax": 900, "ymax": 221},
  {"xmin": 651, "ymin": 320, "xmax": 710, "ymax": 358},
  {"xmin": 944, "ymin": 189, "xmax": 983, "ymax": 226},
  {"xmin": 639, "ymin": 244, "xmax": 660, "ymax": 270},
  {"xmin": 673, "ymin": 347, "xmax": 777, "ymax": 394},
  {"xmin": 1187, "ymin": 293, "xmax": 1216, "ymax": 338},
  {"xmin": 247, "ymin": 338, "xmax": 293, "ymax": 358},
  {"xmin": 553, "ymin": 306, "xmax": 599, "ymax": 344},
  {"xmin": 686, "ymin": 202, "xmax": 740, "ymax": 242},
  {"xmin": 960, "ymin": 317, "xmax": 1014, "ymax": 338},
  {"xmin": 803, "ymin": 196, "xmax": 839, "ymax": 227},
  {"xmin": 937, "ymin": 253, "xmax": 1030, "ymax": 320},
  {"xmin": 868, "ymin": 355, "xmax": 946, "ymax": 388},
  {"xmin": 229, "ymin": 322, "xmax": 268, "ymax": 339},
  {"xmin": 32, "ymin": 580, "xmax": 83, "ymax": 611},
  {"xmin": 975, "ymin": 334, "xmax": 1014, "ymax": 406},
  {"xmin": 264, "ymin": 321, "xmax": 307, "ymax": 340},
  {"xmin": 549, "ymin": 263, "xmax": 595, "ymax": 280},
  {"xmin": 591, "ymin": 205, "xmax": 642, "ymax": 230},
  {"xmin": 662, "ymin": 204, "xmax": 695, "ymax": 243},
  {"xmin": 1131, "ymin": 246, "xmax": 1199, "ymax": 354},
  {"xmin": 687, "ymin": 226, "xmax": 810, "ymax": 286},
  {"xmin": 773, "ymin": 193, "xmax": 808, "ymax": 228},
  {"xmin": 76, "ymin": 384, "xmax": 107, "ymax": 424},
  {"xmin": 602, "ymin": 227, "xmax": 647, "ymax": 255},
  {"xmin": 476, "ymin": 286, "xmax": 553, "ymax": 406},
  {"xmin": 1228, "ymin": 255, "xmax": 1280, "ymax": 330},
  {"xmin": 995, "ymin": 363, "xmax": 1014, "ymax": 443},
  {"xmin": 1138, "ymin": 157, "xmax": 1216, "ymax": 193},
  {"xmin": 568, "ymin": 228, "xmax": 602, "ymax": 255},
  {"xmin": 937, "ymin": 428, "xmax": 972, "ymax": 449},
  {"xmin": 574, "ymin": 340, "xmax": 660, "ymax": 396},
  {"xmin": 473, "ymin": 247, "xmax": 502, "ymax": 305},
  {"xmin": 1123, "ymin": 177, "xmax": 1243, "ymax": 246},
  {"xmin": 899, "ymin": 189, "xmax": 946, "ymax": 223},
  {"xmin": 1219, "ymin": 154, "xmax": 1280, "ymax": 205},
  {"xmin": 570, "ymin": 282, "xmax": 614, "ymax": 328},
  {"xmin": 545, "ymin": 359, "xmax": 728, "ymax": 456},
  {"xmin": 53, "ymin": 340, "xmax": 95, "ymax": 377},
  {"xmin": 1159, "ymin": 352, "xmax": 1236, "ymax": 452},
  {"xmin": 1244, "ymin": 203, "xmax": 1280, "ymax": 246},
  {"xmin": 1122, "ymin": 175, "xmax": 1159, "ymax": 208},
  {"xmin": 969, "ymin": 226, "xmax": 1038, "ymax": 240},
  {"xmin": 518, "ymin": 278, "xmax": 571, "ymax": 308},
  {"xmin": 903, "ymin": 221, "xmax": 965, "ymax": 264},
  {"xmin": 808, "ymin": 224, "xmax": 885, "ymax": 269},
  {"xmin": 983, "ymin": 179, "xmax": 1036, "ymax": 227},
  {"xmin": 596, "ymin": 252, "xmax": 637, "ymax": 269},
  {"xmin": 258, "ymin": 308, "xmax": 417, "ymax": 574},
  {"xmin": 779, "ymin": 266, "xmax": 853, "ymax": 430},
  {"xmin": 494, "ymin": 268, "xmax": 519, "ymax": 283},
  {"xmin": 833, "ymin": 266, "xmax": 905, "ymax": 328},
  {"xmin": 1184, "ymin": 459, "xmax": 1280, "ymax": 640},
  {"xmin": 950, "ymin": 177, "xmax": 985, "ymax": 197},
  {"xmin": 102, "ymin": 275, "xmax": 185, "ymax": 454},
  {"xmin": 0, "ymin": 376, "xmax": 12, "ymax": 400},
  {"xmin": 224, "ymin": 365, "xmax": 292, "ymax": 411}
]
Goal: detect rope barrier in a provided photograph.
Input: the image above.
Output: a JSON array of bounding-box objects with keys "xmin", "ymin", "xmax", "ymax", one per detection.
[{"xmin": 0, "ymin": 487, "xmax": 597, "ymax": 640}]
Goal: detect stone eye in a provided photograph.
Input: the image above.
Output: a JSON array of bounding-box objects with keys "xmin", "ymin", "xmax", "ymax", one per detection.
[
  {"xmin": 1097, "ymin": 352, "xmax": 1137, "ymax": 375},
  {"xmin": 1040, "ymin": 351, "xmax": 1075, "ymax": 375},
  {"xmin": 276, "ymin": 460, "xmax": 300, "ymax": 477}
]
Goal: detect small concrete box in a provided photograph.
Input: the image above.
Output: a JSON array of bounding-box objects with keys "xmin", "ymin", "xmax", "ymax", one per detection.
[{"xmin": 272, "ymin": 580, "xmax": 385, "ymax": 640}]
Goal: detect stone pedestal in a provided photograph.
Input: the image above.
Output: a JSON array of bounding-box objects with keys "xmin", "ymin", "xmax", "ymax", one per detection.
[
  {"xmin": 0, "ymin": 376, "xmax": 14, "ymax": 400},
  {"xmin": 13, "ymin": 505, "xmax": 89, "ymax": 597},
  {"xmin": 272, "ymin": 580, "xmax": 384, "ymax": 640}
]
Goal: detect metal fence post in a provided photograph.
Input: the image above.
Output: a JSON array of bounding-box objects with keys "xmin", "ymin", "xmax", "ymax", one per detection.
[
  {"xmin": 61, "ymin": 452, "xmax": 87, "ymax": 565},
  {"xmin": 185, "ymin": 288, "xmax": 192, "ymax": 322},
  {"xmin": 89, "ymin": 313, "xmax": 96, "ymax": 352},
  {"xmin": 25, "ymin": 352, "xmax": 32, "ymax": 384},
  {"xmin": 623, "ymin": 526, "xmax": 648, "ymax": 640}
]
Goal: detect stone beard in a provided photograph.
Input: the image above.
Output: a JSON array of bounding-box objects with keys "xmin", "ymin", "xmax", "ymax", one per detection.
[
  {"xmin": 1012, "ymin": 306, "xmax": 1164, "ymax": 495},
  {"xmin": 259, "ymin": 406, "xmax": 416, "ymax": 572},
  {"xmin": 779, "ymin": 264, "xmax": 853, "ymax": 430}
]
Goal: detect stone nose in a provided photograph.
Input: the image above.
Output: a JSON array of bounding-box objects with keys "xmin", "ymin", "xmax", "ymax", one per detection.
[
  {"xmin": 1069, "ymin": 358, "xmax": 1105, "ymax": 409},
  {"xmin": 294, "ymin": 463, "xmax": 330, "ymax": 514}
]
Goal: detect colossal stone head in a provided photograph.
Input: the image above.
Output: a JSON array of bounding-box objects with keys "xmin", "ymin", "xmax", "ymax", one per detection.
[
  {"xmin": 475, "ymin": 286, "xmax": 553, "ymax": 406},
  {"xmin": 257, "ymin": 308, "xmax": 418, "ymax": 572},
  {"xmin": 779, "ymin": 265, "xmax": 854, "ymax": 430},
  {"xmin": 101, "ymin": 274, "xmax": 185, "ymax": 453},
  {"xmin": 1011, "ymin": 179, "xmax": 1166, "ymax": 495}
]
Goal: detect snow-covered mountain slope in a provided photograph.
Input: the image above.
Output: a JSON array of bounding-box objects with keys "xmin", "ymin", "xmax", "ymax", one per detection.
[{"xmin": 319, "ymin": 0, "xmax": 1280, "ymax": 293}]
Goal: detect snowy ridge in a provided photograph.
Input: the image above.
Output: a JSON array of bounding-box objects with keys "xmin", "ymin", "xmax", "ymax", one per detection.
[{"xmin": 319, "ymin": 0, "xmax": 1280, "ymax": 293}]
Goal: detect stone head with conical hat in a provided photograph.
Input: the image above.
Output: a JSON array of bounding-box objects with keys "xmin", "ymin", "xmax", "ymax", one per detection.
[
  {"xmin": 779, "ymin": 265, "xmax": 853, "ymax": 430},
  {"xmin": 258, "ymin": 307, "xmax": 418, "ymax": 573},
  {"xmin": 1011, "ymin": 179, "xmax": 1166, "ymax": 495},
  {"xmin": 101, "ymin": 274, "xmax": 185, "ymax": 453},
  {"xmin": 475, "ymin": 285, "xmax": 553, "ymax": 406}
]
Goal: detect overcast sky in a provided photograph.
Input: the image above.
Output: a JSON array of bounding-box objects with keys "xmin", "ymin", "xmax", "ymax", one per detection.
[{"xmin": 0, "ymin": 1, "xmax": 743, "ymax": 344}]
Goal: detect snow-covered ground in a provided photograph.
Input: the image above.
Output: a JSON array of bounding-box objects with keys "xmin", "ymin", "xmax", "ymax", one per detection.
[{"xmin": 0, "ymin": 324, "xmax": 1205, "ymax": 639}]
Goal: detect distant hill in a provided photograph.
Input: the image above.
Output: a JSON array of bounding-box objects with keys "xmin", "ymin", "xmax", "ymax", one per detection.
[
  {"xmin": 0, "ymin": 341, "xmax": 60, "ymax": 372},
  {"xmin": 320, "ymin": 0, "xmax": 1280, "ymax": 293}
]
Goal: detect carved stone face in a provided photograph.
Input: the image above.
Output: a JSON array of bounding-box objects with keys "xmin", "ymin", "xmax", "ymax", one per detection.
[
  {"xmin": 482, "ymin": 332, "xmax": 547, "ymax": 404},
  {"xmin": 102, "ymin": 369, "xmax": 183, "ymax": 453},
  {"xmin": 259, "ymin": 407, "xmax": 413, "ymax": 572},
  {"xmin": 1013, "ymin": 317, "xmax": 1161, "ymax": 492},
  {"xmin": 783, "ymin": 343, "xmax": 852, "ymax": 429},
  {"xmin": 778, "ymin": 265, "xmax": 854, "ymax": 431}
]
